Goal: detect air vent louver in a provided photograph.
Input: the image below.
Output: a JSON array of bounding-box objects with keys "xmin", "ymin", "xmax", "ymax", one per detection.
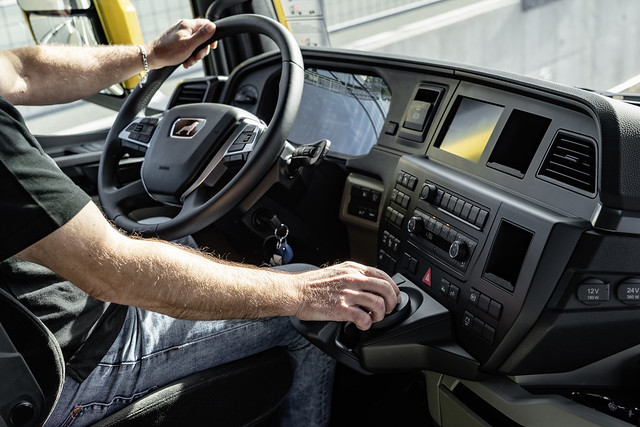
[
  {"xmin": 170, "ymin": 82, "xmax": 209, "ymax": 107},
  {"xmin": 538, "ymin": 132, "xmax": 596, "ymax": 193}
]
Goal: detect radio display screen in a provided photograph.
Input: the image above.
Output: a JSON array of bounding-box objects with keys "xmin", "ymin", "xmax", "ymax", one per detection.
[{"xmin": 437, "ymin": 97, "xmax": 504, "ymax": 162}]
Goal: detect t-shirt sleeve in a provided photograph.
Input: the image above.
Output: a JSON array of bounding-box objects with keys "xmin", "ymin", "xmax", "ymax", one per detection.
[{"xmin": 0, "ymin": 99, "xmax": 91, "ymax": 260}]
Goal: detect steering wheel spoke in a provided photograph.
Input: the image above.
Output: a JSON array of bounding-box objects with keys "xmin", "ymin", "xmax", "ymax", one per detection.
[{"xmin": 102, "ymin": 179, "xmax": 160, "ymax": 216}]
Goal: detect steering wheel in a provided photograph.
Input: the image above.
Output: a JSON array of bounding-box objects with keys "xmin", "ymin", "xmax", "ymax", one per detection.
[{"xmin": 98, "ymin": 14, "xmax": 304, "ymax": 240}]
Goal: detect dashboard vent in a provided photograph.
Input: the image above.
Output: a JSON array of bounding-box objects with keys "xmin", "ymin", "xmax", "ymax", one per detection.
[
  {"xmin": 169, "ymin": 81, "xmax": 209, "ymax": 107},
  {"xmin": 538, "ymin": 132, "xmax": 596, "ymax": 193}
]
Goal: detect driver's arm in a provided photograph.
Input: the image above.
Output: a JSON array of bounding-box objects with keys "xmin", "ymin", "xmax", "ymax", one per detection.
[
  {"xmin": 17, "ymin": 202, "xmax": 400, "ymax": 331},
  {"xmin": 0, "ymin": 19, "xmax": 217, "ymax": 106}
]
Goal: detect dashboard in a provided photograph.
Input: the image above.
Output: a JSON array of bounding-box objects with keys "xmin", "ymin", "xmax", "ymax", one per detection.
[{"xmin": 172, "ymin": 47, "xmax": 640, "ymax": 384}]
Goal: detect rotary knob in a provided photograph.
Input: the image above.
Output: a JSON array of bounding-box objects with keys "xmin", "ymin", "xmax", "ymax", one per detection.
[
  {"xmin": 420, "ymin": 183, "xmax": 438, "ymax": 202},
  {"xmin": 449, "ymin": 240, "xmax": 468, "ymax": 261},
  {"xmin": 407, "ymin": 216, "xmax": 424, "ymax": 234}
]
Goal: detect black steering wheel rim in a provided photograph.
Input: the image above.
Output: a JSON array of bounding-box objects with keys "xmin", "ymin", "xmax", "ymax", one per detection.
[{"xmin": 98, "ymin": 14, "xmax": 304, "ymax": 240}]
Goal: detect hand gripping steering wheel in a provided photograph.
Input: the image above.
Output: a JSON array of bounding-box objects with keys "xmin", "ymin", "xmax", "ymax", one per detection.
[{"xmin": 98, "ymin": 15, "xmax": 304, "ymax": 240}]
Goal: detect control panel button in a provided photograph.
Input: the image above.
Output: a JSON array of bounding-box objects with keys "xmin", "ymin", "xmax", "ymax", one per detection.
[
  {"xmin": 478, "ymin": 294, "xmax": 491, "ymax": 312},
  {"xmin": 472, "ymin": 317, "xmax": 485, "ymax": 335},
  {"xmin": 448, "ymin": 284, "xmax": 460, "ymax": 302},
  {"xmin": 408, "ymin": 257, "xmax": 418, "ymax": 274},
  {"xmin": 469, "ymin": 289, "xmax": 480, "ymax": 306},
  {"xmin": 461, "ymin": 202, "xmax": 472, "ymax": 220},
  {"xmin": 447, "ymin": 196, "xmax": 458, "ymax": 212},
  {"xmin": 441, "ymin": 193, "xmax": 451, "ymax": 209},
  {"xmin": 476, "ymin": 209, "xmax": 489, "ymax": 228},
  {"xmin": 483, "ymin": 324, "xmax": 496, "ymax": 343},
  {"xmin": 577, "ymin": 279, "xmax": 610, "ymax": 305},
  {"xmin": 468, "ymin": 206, "xmax": 480, "ymax": 224},
  {"xmin": 408, "ymin": 176, "xmax": 418, "ymax": 191},
  {"xmin": 434, "ymin": 189, "xmax": 444, "ymax": 206},
  {"xmin": 489, "ymin": 300, "xmax": 503, "ymax": 320},
  {"xmin": 454, "ymin": 199, "xmax": 465, "ymax": 216},
  {"xmin": 463, "ymin": 311, "xmax": 474, "ymax": 329},
  {"xmin": 403, "ymin": 101, "xmax": 432, "ymax": 131},
  {"xmin": 439, "ymin": 279, "xmax": 450, "ymax": 296},
  {"xmin": 385, "ymin": 121, "xmax": 399, "ymax": 135}
]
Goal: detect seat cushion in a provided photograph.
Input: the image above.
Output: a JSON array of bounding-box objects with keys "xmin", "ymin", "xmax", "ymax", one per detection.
[{"xmin": 92, "ymin": 346, "xmax": 293, "ymax": 426}]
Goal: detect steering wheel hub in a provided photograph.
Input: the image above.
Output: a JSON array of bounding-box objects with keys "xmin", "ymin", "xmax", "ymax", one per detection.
[{"xmin": 140, "ymin": 104, "xmax": 263, "ymax": 205}]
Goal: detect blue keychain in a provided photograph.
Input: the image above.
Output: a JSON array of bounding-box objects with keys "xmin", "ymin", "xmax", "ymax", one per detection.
[{"xmin": 275, "ymin": 224, "xmax": 294, "ymax": 265}]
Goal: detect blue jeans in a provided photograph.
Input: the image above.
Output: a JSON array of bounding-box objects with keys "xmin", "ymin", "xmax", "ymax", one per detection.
[{"xmin": 44, "ymin": 307, "xmax": 335, "ymax": 426}]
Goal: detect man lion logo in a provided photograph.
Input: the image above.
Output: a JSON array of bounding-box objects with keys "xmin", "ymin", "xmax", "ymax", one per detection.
[{"xmin": 171, "ymin": 118, "xmax": 205, "ymax": 138}]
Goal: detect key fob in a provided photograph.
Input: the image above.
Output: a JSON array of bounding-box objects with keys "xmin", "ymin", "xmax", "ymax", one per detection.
[{"xmin": 278, "ymin": 242, "xmax": 294, "ymax": 264}]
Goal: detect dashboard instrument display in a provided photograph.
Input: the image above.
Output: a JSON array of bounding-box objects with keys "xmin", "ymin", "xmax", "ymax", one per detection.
[
  {"xmin": 437, "ymin": 97, "xmax": 504, "ymax": 162},
  {"xmin": 287, "ymin": 69, "xmax": 392, "ymax": 157}
]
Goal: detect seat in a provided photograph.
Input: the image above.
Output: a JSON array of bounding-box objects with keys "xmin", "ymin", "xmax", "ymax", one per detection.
[
  {"xmin": 0, "ymin": 289, "xmax": 293, "ymax": 427},
  {"xmin": 0, "ymin": 288, "xmax": 61, "ymax": 427}
]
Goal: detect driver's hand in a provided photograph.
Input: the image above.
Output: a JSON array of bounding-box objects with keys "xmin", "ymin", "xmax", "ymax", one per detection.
[
  {"xmin": 293, "ymin": 262, "xmax": 401, "ymax": 331},
  {"xmin": 146, "ymin": 19, "xmax": 218, "ymax": 70}
]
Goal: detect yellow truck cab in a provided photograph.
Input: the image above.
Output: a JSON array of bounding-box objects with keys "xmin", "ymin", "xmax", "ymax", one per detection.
[{"xmin": 3, "ymin": 0, "xmax": 640, "ymax": 426}]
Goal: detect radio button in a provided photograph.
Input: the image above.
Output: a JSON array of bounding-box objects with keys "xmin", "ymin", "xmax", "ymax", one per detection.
[
  {"xmin": 454, "ymin": 199, "xmax": 465, "ymax": 216},
  {"xmin": 468, "ymin": 206, "xmax": 480, "ymax": 224},
  {"xmin": 461, "ymin": 202, "xmax": 473, "ymax": 220},
  {"xmin": 447, "ymin": 196, "xmax": 458, "ymax": 212},
  {"xmin": 476, "ymin": 209, "xmax": 489, "ymax": 228},
  {"xmin": 441, "ymin": 193, "xmax": 451, "ymax": 208},
  {"xmin": 426, "ymin": 217, "xmax": 436, "ymax": 232}
]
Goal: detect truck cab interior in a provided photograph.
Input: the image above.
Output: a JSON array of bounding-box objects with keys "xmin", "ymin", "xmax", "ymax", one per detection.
[{"xmin": 3, "ymin": 0, "xmax": 640, "ymax": 426}]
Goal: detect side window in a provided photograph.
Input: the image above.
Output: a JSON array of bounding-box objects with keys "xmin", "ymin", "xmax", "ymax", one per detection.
[{"xmin": 1, "ymin": 0, "xmax": 200, "ymax": 135}]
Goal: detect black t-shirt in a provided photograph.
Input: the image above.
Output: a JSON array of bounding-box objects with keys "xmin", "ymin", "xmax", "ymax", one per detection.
[{"xmin": 0, "ymin": 96, "xmax": 127, "ymax": 382}]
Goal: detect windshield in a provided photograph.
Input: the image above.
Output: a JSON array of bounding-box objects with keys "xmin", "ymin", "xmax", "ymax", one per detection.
[
  {"xmin": 3, "ymin": 0, "xmax": 638, "ymax": 135},
  {"xmin": 317, "ymin": 0, "xmax": 640, "ymax": 94}
]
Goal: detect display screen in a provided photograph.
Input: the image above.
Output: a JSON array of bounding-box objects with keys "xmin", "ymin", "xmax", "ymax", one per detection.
[
  {"xmin": 288, "ymin": 69, "xmax": 392, "ymax": 157},
  {"xmin": 437, "ymin": 97, "xmax": 504, "ymax": 162}
]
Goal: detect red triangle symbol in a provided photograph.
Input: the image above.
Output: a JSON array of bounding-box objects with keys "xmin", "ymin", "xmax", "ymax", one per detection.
[{"xmin": 422, "ymin": 268, "xmax": 432, "ymax": 287}]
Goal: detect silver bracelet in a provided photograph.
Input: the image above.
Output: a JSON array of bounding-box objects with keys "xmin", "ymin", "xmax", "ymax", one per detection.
[{"xmin": 138, "ymin": 44, "xmax": 148, "ymax": 86}]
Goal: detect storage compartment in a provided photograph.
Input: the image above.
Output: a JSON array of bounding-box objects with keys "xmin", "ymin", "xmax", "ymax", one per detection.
[{"xmin": 483, "ymin": 220, "xmax": 534, "ymax": 292}]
